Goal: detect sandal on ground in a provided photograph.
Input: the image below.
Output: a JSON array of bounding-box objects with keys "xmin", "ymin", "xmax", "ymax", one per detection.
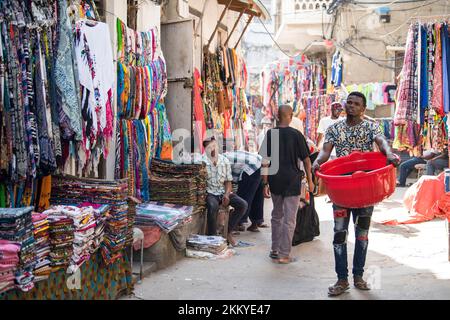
[
  {"xmin": 257, "ymin": 223, "xmax": 269, "ymax": 228},
  {"xmin": 237, "ymin": 225, "xmax": 246, "ymax": 232},
  {"xmin": 328, "ymin": 281, "xmax": 350, "ymax": 297},
  {"xmin": 273, "ymin": 256, "xmax": 298, "ymax": 264},
  {"xmin": 354, "ymin": 277, "xmax": 371, "ymax": 291},
  {"xmin": 231, "ymin": 231, "xmax": 240, "ymax": 236},
  {"xmin": 269, "ymin": 251, "xmax": 279, "ymax": 259},
  {"xmin": 247, "ymin": 224, "xmax": 260, "ymax": 232}
]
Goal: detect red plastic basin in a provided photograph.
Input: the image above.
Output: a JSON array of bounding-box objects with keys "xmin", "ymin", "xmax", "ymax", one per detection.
[{"xmin": 316, "ymin": 152, "xmax": 396, "ymax": 208}]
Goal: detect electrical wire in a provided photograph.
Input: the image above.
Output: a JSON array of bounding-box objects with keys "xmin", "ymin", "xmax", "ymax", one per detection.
[
  {"xmin": 335, "ymin": 42, "xmax": 396, "ymax": 69},
  {"xmin": 256, "ymin": 16, "xmax": 298, "ymax": 59},
  {"xmin": 352, "ymin": 0, "xmax": 429, "ymax": 5}
]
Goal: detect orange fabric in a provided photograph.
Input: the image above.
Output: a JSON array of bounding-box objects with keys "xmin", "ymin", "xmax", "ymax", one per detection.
[
  {"xmin": 381, "ymin": 173, "xmax": 445, "ymax": 225},
  {"xmin": 38, "ymin": 176, "xmax": 52, "ymax": 212}
]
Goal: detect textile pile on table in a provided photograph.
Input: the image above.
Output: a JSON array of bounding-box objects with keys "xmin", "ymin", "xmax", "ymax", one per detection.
[
  {"xmin": 0, "ymin": 240, "xmax": 21, "ymax": 294},
  {"xmin": 0, "ymin": 207, "xmax": 36, "ymax": 292},
  {"xmin": 149, "ymin": 159, "xmax": 207, "ymax": 209},
  {"xmin": 32, "ymin": 213, "xmax": 51, "ymax": 282},
  {"xmin": 44, "ymin": 208, "xmax": 75, "ymax": 272},
  {"xmin": 136, "ymin": 202, "xmax": 193, "ymax": 233},
  {"xmin": 50, "ymin": 175, "xmax": 130, "ymax": 265}
]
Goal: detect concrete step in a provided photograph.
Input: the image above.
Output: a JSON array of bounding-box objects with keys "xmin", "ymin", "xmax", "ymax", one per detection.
[{"xmin": 132, "ymin": 261, "xmax": 157, "ymax": 284}]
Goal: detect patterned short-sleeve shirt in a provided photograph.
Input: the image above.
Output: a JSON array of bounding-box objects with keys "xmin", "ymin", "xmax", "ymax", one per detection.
[
  {"xmin": 324, "ymin": 119, "xmax": 383, "ymax": 157},
  {"xmin": 203, "ymin": 154, "xmax": 233, "ymax": 196}
]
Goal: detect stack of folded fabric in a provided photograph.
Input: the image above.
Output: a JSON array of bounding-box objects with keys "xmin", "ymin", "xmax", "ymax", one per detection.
[
  {"xmin": 58, "ymin": 206, "xmax": 97, "ymax": 274},
  {"xmin": 149, "ymin": 159, "xmax": 207, "ymax": 209},
  {"xmin": 0, "ymin": 240, "xmax": 21, "ymax": 294},
  {"xmin": 0, "ymin": 207, "xmax": 36, "ymax": 292},
  {"xmin": 32, "ymin": 213, "xmax": 51, "ymax": 281},
  {"xmin": 44, "ymin": 208, "xmax": 75, "ymax": 272},
  {"xmin": 89, "ymin": 204, "xmax": 108, "ymax": 254},
  {"xmin": 135, "ymin": 202, "xmax": 193, "ymax": 233},
  {"xmin": 51, "ymin": 175, "xmax": 130, "ymax": 265},
  {"xmin": 186, "ymin": 234, "xmax": 228, "ymax": 255},
  {"xmin": 126, "ymin": 198, "xmax": 138, "ymax": 246}
]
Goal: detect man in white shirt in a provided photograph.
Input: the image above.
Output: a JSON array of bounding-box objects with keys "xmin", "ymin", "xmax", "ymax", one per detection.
[
  {"xmin": 317, "ymin": 102, "xmax": 344, "ymax": 159},
  {"xmin": 290, "ymin": 116, "xmax": 304, "ymax": 134}
]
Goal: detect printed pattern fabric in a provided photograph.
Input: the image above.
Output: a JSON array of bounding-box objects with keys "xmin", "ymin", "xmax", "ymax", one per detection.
[
  {"xmin": 0, "ymin": 250, "xmax": 133, "ymax": 300},
  {"xmin": 324, "ymin": 120, "xmax": 383, "ymax": 158}
]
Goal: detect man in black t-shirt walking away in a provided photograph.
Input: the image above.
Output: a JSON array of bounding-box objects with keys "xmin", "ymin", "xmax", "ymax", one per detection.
[{"xmin": 259, "ymin": 105, "xmax": 315, "ymax": 264}]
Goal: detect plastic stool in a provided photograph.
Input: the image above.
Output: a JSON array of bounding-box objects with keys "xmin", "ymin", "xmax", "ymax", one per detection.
[{"xmin": 415, "ymin": 163, "xmax": 426, "ymax": 179}]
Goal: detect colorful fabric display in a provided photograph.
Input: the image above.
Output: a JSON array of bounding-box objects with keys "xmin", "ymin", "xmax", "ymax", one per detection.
[
  {"xmin": 32, "ymin": 213, "xmax": 51, "ymax": 282},
  {"xmin": 50, "ymin": 175, "xmax": 130, "ymax": 265},
  {"xmin": 394, "ymin": 22, "xmax": 449, "ymax": 152},
  {"xmin": 0, "ymin": 207, "xmax": 36, "ymax": 292},
  {"xmin": 115, "ymin": 18, "xmax": 173, "ymax": 201},
  {"xmin": 302, "ymin": 94, "xmax": 337, "ymax": 143},
  {"xmin": 0, "ymin": 240, "xmax": 21, "ymax": 294},
  {"xmin": 136, "ymin": 202, "xmax": 193, "ymax": 233},
  {"xmin": 44, "ymin": 208, "xmax": 75, "ymax": 272},
  {"xmin": 149, "ymin": 159, "xmax": 207, "ymax": 208}
]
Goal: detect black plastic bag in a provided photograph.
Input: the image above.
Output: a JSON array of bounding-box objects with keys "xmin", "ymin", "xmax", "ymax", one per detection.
[{"xmin": 292, "ymin": 192, "xmax": 320, "ymax": 246}]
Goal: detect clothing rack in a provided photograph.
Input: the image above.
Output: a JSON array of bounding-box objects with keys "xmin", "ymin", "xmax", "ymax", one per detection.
[
  {"xmin": 301, "ymin": 89, "xmax": 328, "ymax": 96},
  {"xmin": 382, "ymin": 13, "xmax": 450, "ymax": 38}
]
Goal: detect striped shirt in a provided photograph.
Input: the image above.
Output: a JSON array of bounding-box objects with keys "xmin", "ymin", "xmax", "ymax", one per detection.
[{"xmin": 224, "ymin": 151, "xmax": 262, "ymax": 183}]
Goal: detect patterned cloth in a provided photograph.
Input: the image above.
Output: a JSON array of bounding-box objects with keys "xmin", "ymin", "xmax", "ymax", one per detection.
[
  {"xmin": 324, "ymin": 119, "xmax": 383, "ymax": 158},
  {"xmin": 202, "ymin": 154, "xmax": 232, "ymax": 196},
  {"xmin": 0, "ymin": 250, "xmax": 132, "ymax": 300},
  {"xmin": 223, "ymin": 151, "xmax": 262, "ymax": 183}
]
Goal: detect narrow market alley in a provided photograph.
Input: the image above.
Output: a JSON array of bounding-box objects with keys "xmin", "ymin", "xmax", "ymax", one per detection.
[{"xmin": 125, "ymin": 189, "xmax": 450, "ymax": 300}]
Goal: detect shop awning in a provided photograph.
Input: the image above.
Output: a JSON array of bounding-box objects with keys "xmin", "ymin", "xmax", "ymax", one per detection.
[
  {"xmin": 217, "ymin": 0, "xmax": 270, "ymax": 21},
  {"xmin": 207, "ymin": 0, "xmax": 270, "ymax": 49}
]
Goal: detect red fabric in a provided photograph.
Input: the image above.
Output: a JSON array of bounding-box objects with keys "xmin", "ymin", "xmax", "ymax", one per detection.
[
  {"xmin": 193, "ymin": 68, "xmax": 206, "ymax": 152},
  {"xmin": 133, "ymin": 226, "xmax": 162, "ymax": 250},
  {"xmin": 381, "ymin": 173, "xmax": 445, "ymax": 225}
]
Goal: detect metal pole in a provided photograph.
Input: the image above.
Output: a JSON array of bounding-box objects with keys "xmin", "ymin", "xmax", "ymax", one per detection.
[
  {"xmin": 224, "ymin": 9, "xmax": 247, "ymax": 47},
  {"xmin": 207, "ymin": 0, "xmax": 233, "ymax": 49},
  {"xmin": 234, "ymin": 15, "xmax": 254, "ymax": 49}
]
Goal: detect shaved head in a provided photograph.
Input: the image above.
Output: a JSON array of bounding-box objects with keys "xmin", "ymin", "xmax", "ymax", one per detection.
[{"xmin": 278, "ymin": 104, "xmax": 293, "ymax": 125}]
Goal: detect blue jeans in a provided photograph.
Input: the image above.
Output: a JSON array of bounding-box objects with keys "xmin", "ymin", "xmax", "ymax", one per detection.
[
  {"xmin": 398, "ymin": 157, "xmax": 426, "ymax": 186},
  {"xmin": 206, "ymin": 193, "xmax": 248, "ymax": 236},
  {"xmin": 332, "ymin": 204, "xmax": 374, "ymax": 280},
  {"xmin": 426, "ymin": 158, "xmax": 448, "ymax": 175}
]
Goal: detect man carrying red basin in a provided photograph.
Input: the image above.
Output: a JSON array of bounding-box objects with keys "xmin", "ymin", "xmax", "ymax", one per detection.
[{"xmin": 312, "ymin": 92, "xmax": 400, "ymax": 297}]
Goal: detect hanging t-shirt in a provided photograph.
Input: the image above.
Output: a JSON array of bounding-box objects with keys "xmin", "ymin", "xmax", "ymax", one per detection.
[{"xmin": 74, "ymin": 20, "xmax": 115, "ymax": 143}]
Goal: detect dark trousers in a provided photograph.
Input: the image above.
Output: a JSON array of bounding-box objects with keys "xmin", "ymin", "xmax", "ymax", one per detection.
[
  {"xmin": 237, "ymin": 169, "xmax": 264, "ymax": 225},
  {"xmin": 206, "ymin": 193, "xmax": 248, "ymax": 236},
  {"xmin": 398, "ymin": 157, "xmax": 426, "ymax": 186},
  {"xmin": 332, "ymin": 204, "xmax": 374, "ymax": 280}
]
